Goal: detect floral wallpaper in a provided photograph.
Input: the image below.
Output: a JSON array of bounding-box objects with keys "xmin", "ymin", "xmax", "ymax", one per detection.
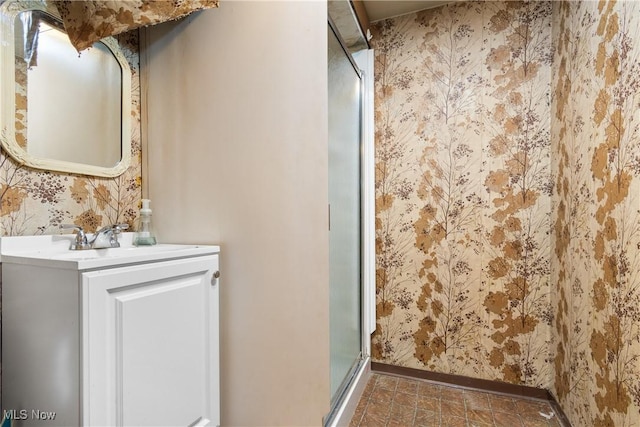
[
  {"xmin": 372, "ymin": 0, "xmax": 640, "ymax": 425},
  {"xmin": 371, "ymin": 1, "xmax": 553, "ymax": 388},
  {"xmin": 1, "ymin": 31, "xmax": 141, "ymax": 236},
  {"xmin": 552, "ymin": 0, "xmax": 640, "ymax": 426},
  {"xmin": 53, "ymin": 0, "xmax": 219, "ymax": 52}
]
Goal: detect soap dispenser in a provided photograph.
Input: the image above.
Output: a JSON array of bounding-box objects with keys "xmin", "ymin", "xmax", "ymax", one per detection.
[{"xmin": 134, "ymin": 199, "xmax": 157, "ymax": 246}]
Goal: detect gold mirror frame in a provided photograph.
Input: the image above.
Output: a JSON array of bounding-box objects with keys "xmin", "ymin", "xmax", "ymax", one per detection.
[{"xmin": 0, "ymin": 0, "xmax": 132, "ymax": 177}]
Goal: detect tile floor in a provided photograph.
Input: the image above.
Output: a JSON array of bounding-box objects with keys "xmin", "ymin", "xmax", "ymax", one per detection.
[{"xmin": 349, "ymin": 373, "xmax": 566, "ymax": 427}]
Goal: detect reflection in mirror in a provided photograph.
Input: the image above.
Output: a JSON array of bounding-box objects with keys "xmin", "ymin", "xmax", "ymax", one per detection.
[
  {"xmin": 0, "ymin": 1, "xmax": 131, "ymax": 177},
  {"xmin": 21, "ymin": 11, "xmax": 122, "ymax": 168}
]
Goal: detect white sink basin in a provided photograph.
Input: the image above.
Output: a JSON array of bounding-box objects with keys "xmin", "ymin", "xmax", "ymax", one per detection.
[
  {"xmin": 50, "ymin": 244, "xmax": 201, "ymax": 260},
  {"xmin": 0, "ymin": 233, "xmax": 219, "ymax": 270}
]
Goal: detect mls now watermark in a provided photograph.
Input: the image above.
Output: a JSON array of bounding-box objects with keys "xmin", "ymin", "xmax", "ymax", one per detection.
[{"xmin": 3, "ymin": 409, "xmax": 57, "ymax": 421}]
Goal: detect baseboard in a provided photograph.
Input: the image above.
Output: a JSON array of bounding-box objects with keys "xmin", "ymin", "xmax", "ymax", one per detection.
[
  {"xmin": 371, "ymin": 362, "xmax": 573, "ymax": 427},
  {"xmin": 326, "ymin": 358, "xmax": 371, "ymax": 427}
]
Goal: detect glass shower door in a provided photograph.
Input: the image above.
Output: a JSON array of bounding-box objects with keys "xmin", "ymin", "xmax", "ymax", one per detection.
[{"xmin": 328, "ymin": 22, "xmax": 362, "ymax": 403}]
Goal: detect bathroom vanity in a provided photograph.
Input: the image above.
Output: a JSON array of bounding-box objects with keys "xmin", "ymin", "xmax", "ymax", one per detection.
[{"xmin": 1, "ymin": 234, "xmax": 220, "ymax": 427}]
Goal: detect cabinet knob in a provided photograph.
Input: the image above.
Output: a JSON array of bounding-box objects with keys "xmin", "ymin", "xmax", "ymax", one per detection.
[{"xmin": 211, "ymin": 270, "xmax": 220, "ymax": 285}]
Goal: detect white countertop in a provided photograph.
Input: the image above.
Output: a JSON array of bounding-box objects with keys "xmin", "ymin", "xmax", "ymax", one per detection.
[{"xmin": 0, "ymin": 233, "xmax": 220, "ymax": 270}]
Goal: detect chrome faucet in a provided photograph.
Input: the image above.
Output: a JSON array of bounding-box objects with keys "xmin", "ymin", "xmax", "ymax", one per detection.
[
  {"xmin": 60, "ymin": 224, "xmax": 91, "ymax": 250},
  {"xmin": 91, "ymin": 224, "xmax": 129, "ymax": 249},
  {"xmin": 60, "ymin": 224, "xmax": 129, "ymax": 250}
]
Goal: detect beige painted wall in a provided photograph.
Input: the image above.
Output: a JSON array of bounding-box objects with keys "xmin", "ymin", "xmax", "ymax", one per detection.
[{"xmin": 143, "ymin": 1, "xmax": 330, "ymax": 425}]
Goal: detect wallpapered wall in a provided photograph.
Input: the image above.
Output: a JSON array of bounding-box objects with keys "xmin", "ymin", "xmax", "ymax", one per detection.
[
  {"xmin": 1, "ymin": 32, "xmax": 141, "ymax": 237},
  {"xmin": 371, "ymin": 1, "xmax": 553, "ymax": 389},
  {"xmin": 372, "ymin": 0, "xmax": 640, "ymax": 425},
  {"xmin": 553, "ymin": 1, "xmax": 640, "ymax": 426}
]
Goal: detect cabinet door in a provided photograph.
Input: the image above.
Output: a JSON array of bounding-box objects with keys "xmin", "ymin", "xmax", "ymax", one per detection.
[{"xmin": 83, "ymin": 255, "xmax": 220, "ymax": 427}]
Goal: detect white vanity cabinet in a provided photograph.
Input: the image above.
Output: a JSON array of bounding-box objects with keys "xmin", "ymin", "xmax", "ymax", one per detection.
[{"xmin": 1, "ymin": 238, "xmax": 220, "ymax": 427}]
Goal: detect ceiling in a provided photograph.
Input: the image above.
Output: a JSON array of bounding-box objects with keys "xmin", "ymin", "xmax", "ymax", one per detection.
[{"xmin": 362, "ymin": 1, "xmax": 454, "ymax": 22}]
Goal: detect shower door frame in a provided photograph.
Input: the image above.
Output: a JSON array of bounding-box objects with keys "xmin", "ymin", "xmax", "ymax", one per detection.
[{"xmin": 326, "ymin": 15, "xmax": 375, "ymax": 426}]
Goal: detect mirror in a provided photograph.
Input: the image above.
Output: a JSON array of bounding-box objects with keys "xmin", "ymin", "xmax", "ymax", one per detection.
[{"xmin": 0, "ymin": 1, "xmax": 131, "ymax": 177}]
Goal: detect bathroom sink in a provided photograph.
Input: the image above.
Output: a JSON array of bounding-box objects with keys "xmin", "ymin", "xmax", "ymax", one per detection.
[
  {"xmin": 50, "ymin": 244, "xmax": 201, "ymax": 260},
  {"xmin": 0, "ymin": 233, "xmax": 218, "ymax": 270}
]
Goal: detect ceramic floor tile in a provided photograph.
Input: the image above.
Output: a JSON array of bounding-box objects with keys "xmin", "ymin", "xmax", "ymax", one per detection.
[
  {"xmin": 365, "ymin": 400, "xmax": 392, "ymax": 420},
  {"xmin": 349, "ymin": 409, "xmax": 365, "ymax": 427},
  {"xmin": 466, "ymin": 408, "xmax": 494, "ymax": 425},
  {"xmin": 440, "ymin": 416, "xmax": 467, "ymax": 427},
  {"xmin": 389, "ymin": 403, "xmax": 416, "ymax": 425},
  {"xmin": 376, "ymin": 375, "xmax": 399, "ymax": 391},
  {"xmin": 489, "ymin": 395, "xmax": 518, "ymax": 413},
  {"xmin": 394, "ymin": 391, "xmax": 419, "ymax": 408},
  {"xmin": 362, "ymin": 380, "xmax": 376, "ymax": 398},
  {"xmin": 440, "ymin": 399, "xmax": 466, "ymax": 418},
  {"xmin": 515, "ymin": 399, "xmax": 553, "ymax": 415},
  {"xmin": 464, "ymin": 391, "xmax": 491, "ymax": 410},
  {"xmin": 354, "ymin": 397, "xmax": 368, "ymax": 413},
  {"xmin": 440, "ymin": 388, "xmax": 466, "ymax": 403},
  {"xmin": 360, "ymin": 412, "xmax": 388, "ymax": 427},
  {"xmin": 414, "ymin": 409, "xmax": 439, "ymax": 426},
  {"xmin": 418, "ymin": 382, "xmax": 442, "ymax": 398},
  {"xmin": 349, "ymin": 373, "xmax": 569, "ymax": 427},
  {"xmin": 417, "ymin": 395, "xmax": 440, "ymax": 413},
  {"xmin": 396, "ymin": 379, "xmax": 420, "ymax": 395},
  {"xmin": 370, "ymin": 387, "xmax": 395, "ymax": 405},
  {"xmin": 548, "ymin": 417, "xmax": 564, "ymax": 427},
  {"xmin": 493, "ymin": 411, "xmax": 524, "ymax": 427},
  {"xmin": 521, "ymin": 418, "xmax": 554, "ymax": 427}
]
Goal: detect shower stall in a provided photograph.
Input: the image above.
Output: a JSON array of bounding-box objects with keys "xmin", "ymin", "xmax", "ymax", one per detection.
[
  {"xmin": 328, "ymin": 19, "xmax": 362, "ymax": 402},
  {"xmin": 327, "ymin": 2, "xmax": 375, "ymax": 424}
]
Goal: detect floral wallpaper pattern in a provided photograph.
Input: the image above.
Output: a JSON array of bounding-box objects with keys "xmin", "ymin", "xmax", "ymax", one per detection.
[
  {"xmin": 1, "ymin": 31, "xmax": 141, "ymax": 236},
  {"xmin": 371, "ymin": 1, "xmax": 553, "ymax": 389},
  {"xmin": 53, "ymin": 0, "xmax": 219, "ymax": 52},
  {"xmin": 372, "ymin": 0, "xmax": 640, "ymax": 425},
  {"xmin": 553, "ymin": 0, "xmax": 640, "ymax": 426}
]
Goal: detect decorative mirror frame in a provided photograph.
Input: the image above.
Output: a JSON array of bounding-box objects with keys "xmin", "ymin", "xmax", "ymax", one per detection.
[{"xmin": 0, "ymin": 0, "xmax": 132, "ymax": 177}]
